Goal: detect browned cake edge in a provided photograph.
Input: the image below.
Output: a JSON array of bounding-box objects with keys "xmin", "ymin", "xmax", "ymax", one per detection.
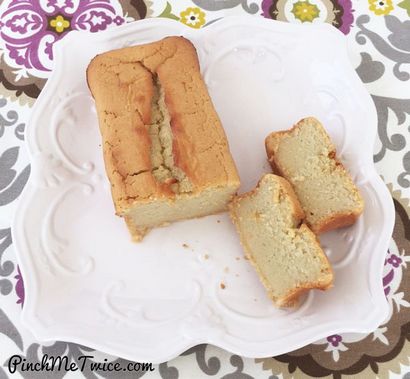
[
  {"xmin": 229, "ymin": 174, "xmax": 333, "ymax": 308},
  {"xmin": 87, "ymin": 36, "xmax": 240, "ymax": 216},
  {"xmin": 265, "ymin": 117, "xmax": 364, "ymax": 234},
  {"xmin": 87, "ymin": 36, "xmax": 240, "ymax": 240}
]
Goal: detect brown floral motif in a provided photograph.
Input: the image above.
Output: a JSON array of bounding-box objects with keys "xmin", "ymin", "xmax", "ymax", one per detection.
[
  {"xmin": 0, "ymin": 55, "xmax": 44, "ymax": 105},
  {"xmin": 386, "ymin": 183, "xmax": 410, "ymax": 218},
  {"xmin": 261, "ymin": 0, "xmax": 355, "ymax": 35},
  {"xmin": 257, "ymin": 188, "xmax": 410, "ymax": 379},
  {"xmin": 120, "ymin": 0, "xmax": 149, "ymax": 20}
]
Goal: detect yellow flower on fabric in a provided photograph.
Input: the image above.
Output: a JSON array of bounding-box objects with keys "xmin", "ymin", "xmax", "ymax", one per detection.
[
  {"xmin": 180, "ymin": 7, "xmax": 206, "ymax": 29},
  {"xmin": 50, "ymin": 15, "xmax": 70, "ymax": 33},
  {"xmin": 291, "ymin": 1, "xmax": 320, "ymax": 22},
  {"xmin": 368, "ymin": 0, "xmax": 394, "ymax": 15}
]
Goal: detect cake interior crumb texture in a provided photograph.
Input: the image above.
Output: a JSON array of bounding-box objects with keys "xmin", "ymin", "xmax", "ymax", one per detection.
[
  {"xmin": 265, "ymin": 117, "xmax": 364, "ymax": 233},
  {"xmin": 87, "ymin": 37, "xmax": 240, "ymax": 241},
  {"xmin": 230, "ymin": 174, "xmax": 333, "ymax": 307},
  {"xmin": 125, "ymin": 186, "xmax": 236, "ymax": 240}
]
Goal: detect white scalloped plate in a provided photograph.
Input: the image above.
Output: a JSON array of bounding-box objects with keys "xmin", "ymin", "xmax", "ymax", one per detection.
[{"xmin": 13, "ymin": 17, "xmax": 394, "ymax": 363}]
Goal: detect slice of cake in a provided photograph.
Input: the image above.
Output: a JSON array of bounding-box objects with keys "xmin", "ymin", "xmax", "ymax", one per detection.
[
  {"xmin": 87, "ymin": 37, "xmax": 240, "ymax": 241},
  {"xmin": 265, "ymin": 117, "xmax": 364, "ymax": 234},
  {"xmin": 229, "ymin": 174, "xmax": 333, "ymax": 307}
]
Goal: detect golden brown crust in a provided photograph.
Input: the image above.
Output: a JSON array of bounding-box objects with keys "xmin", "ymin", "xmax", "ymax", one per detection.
[
  {"xmin": 265, "ymin": 129, "xmax": 288, "ymax": 159},
  {"xmin": 312, "ymin": 211, "xmax": 362, "ymax": 234},
  {"xmin": 87, "ymin": 37, "xmax": 240, "ymax": 215},
  {"xmin": 265, "ymin": 117, "xmax": 364, "ymax": 233},
  {"xmin": 229, "ymin": 174, "xmax": 333, "ymax": 308},
  {"xmin": 277, "ymin": 273, "xmax": 333, "ymax": 307}
]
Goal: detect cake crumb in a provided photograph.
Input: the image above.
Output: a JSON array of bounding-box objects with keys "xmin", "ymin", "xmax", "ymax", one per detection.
[
  {"xmin": 182, "ymin": 243, "xmax": 189, "ymax": 249},
  {"xmin": 244, "ymin": 256, "xmax": 249, "ymax": 260},
  {"xmin": 217, "ymin": 220, "xmax": 221, "ymax": 223},
  {"xmin": 235, "ymin": 257, "xmax": 240, "ymax": 261},
  {"xmin": 220, "ymin": 283, "xmax": 226, "ymax": 289},
  {"xmin": 254, "ymin": 298, "xmax": 257, "ymax": 302},
  {"xmin": 224, "ymin": 267, "xmax": 229, "ymax": 273},
  {"xmin": 235, "ymin": 274, "xmax": 239, "ymax": 277},
  {"xmin": 204, "ymin": 254, "xmax": 209, "ymax": 260}
]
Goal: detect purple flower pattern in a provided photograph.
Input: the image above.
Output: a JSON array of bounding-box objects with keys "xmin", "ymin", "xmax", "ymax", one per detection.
[
  {"xmin": 14, "ymin": 265, "xmax": 24, "ymax": 307},
  {"xmin": 387, "ymin": 254, "xmax": 402, "ymax": 268},
  {"xmin": 383, "ymin": 250, "xmax": 404, "ymax": 297},
  {"xmin": 327, "ymin": 334, "xmax": 342, "ymax": 347},
  {"xmin": 383, "ymin": 268, "xmax": 394, "ymax": 296},
  {"xmin": 0, "ymin": 0, "xmax": 124, "ymax": 73}
]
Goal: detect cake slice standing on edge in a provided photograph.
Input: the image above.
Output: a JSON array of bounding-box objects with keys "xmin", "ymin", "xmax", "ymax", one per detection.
[
  {"xmin": 229, "ymin": 174, "xmax": 333, "ymax": 307},
  {"xmin": 265, "ymin": 117, "xmax": 364, "ymax": 234},
  {"xmin": 87, "ymin": 37, "xmax": 240, "ymax": 241}
]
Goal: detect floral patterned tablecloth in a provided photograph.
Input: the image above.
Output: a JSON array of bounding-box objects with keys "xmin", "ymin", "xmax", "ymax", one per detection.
[{"xmin": 0, "ymin": 0, "xmax": 409, "ymax": 378}]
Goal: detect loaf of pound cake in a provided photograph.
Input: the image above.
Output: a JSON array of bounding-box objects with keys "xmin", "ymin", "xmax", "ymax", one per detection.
[
  {"xmin": 265, "ymin": 117, "xmax": 364, "ymax": 234},
  {"xmin": 87, "ymin": 37, "xmax": 240, "ymax": 241},
  {"xmin": 229, "ymin": 174, "xmax": 333, "ymax": 307}
]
